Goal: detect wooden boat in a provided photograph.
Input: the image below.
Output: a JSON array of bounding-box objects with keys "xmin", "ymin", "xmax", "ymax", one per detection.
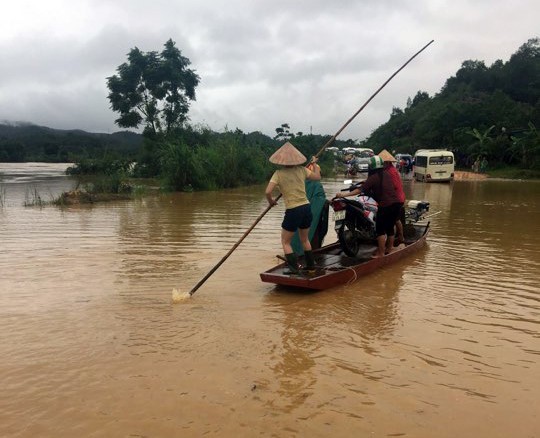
[{"xmin": 260, "ymin": 222, "xmax": 429, "ymax": 290}]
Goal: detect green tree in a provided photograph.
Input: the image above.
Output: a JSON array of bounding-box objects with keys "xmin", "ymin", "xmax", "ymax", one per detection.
[
  {"xmin": 407, "ymin": 91, "xmax": 430, "ymax": 109},
  {"xmin": 106, "ymin": 39, "xmax": 200, "ymax": 138},
  {"xmin": 504, "ymin": 38, "xmax": 540, "ymax": 105},
  {"xmin": 274, "ymin": 123, "xmax": 294, "ymax": 142},
  {"xmin": 0, "ymin": 140, "xmax": 26, "ymax": 162}
]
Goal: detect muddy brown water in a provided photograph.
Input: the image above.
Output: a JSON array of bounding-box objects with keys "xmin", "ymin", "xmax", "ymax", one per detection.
[{"xmin": 1, "ymin": 163, "xmax": 539, "ymax": 437}]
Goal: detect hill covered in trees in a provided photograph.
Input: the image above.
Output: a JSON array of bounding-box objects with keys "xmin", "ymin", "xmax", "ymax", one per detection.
[
  {"xmin": 0, "ymin": 123, "xmax": 142, "ymax": 162},
  {"xmin": 364, "ymin": 38, "xmax": 540, "ymax": 171}
]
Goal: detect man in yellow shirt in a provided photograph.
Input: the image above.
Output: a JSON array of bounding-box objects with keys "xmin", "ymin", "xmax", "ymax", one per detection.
[{"xmin": 265, "ymin": 142, "xmax": 321, "ymax": 274}]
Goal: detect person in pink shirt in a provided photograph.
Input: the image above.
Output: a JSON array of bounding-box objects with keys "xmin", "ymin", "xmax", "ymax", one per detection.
[
  {"xmin": 379, "ymin": 149, "xmax": 405, "ymax": 245},
  {"xmin": 335, "ymin": 151, "xmax": 404, "ymax": 258}
]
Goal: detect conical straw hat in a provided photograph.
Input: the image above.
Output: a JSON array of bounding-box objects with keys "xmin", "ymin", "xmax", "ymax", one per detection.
[
  {"xmin": 379, "ymin": 149, "xmax": 396, "ymax": 162},
  {"xmin": 269, "ymin": 142, "xmax": 307, "ymax": 165}
]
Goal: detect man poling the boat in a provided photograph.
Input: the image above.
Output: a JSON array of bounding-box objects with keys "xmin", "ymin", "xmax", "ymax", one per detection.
[{"xmin": 265, "ymin": 142, "xmax": 321, "ymax": 274}]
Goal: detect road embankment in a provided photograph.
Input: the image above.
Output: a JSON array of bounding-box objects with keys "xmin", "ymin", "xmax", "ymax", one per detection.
[{"xmin": 453, "ymin": 171, "xmax": 488, "ymax": 180}]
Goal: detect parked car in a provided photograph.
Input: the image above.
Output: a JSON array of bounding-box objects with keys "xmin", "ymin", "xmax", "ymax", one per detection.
[{"xmin": 354, "ymin": 148, "xmax": 374, "ymax": 172}]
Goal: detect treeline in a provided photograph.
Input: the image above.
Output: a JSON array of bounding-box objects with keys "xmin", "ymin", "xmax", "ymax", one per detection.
[
  {"xmin": 364, "ymin": 38, "xmax": 540, "ymax": 172},
  {"xmin": 69, "ymin": 125, "xmax": 345, "ymax": 191},
  {"xmin": 0, "ymin": 121, "xmax": 343, "ymax": 193},
  {"xmin": 0, "ymin": 123, "xmax": 142, "ymax": 162}
]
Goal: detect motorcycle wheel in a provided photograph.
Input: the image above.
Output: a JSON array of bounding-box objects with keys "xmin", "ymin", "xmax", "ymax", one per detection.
[{"xmin": 338, "ymin": 224, "xmax": 361, "ymax": 257}]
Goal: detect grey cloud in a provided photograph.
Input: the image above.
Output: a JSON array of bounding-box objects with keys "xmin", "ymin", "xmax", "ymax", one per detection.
[{"xmin": 0, "ymin": 0, "xmax": 539, "ymax": 139}]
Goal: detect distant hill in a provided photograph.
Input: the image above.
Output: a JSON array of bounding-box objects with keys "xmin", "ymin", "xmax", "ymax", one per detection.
[
  {"xmin": 0, "ymin": 122, "xmax": 143, "ymax": 162},
  {"xmin": 363, "ymin": 37, "xmax": 540, "ymax": 169}
]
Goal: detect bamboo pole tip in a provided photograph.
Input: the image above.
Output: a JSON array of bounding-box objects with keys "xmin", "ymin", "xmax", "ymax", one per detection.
[{"xmin": 172, "ymin": 288, "xmax": 191, "ymax": 303}]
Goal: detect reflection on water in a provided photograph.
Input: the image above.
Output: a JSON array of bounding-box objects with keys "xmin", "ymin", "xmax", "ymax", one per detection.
[
  {"xmin": 1, "ymin": 164, "xmax": 539, "ymax": 437},
  {"xmin": 260, "ymin": 270, "xmax": 406, "ymax": 415}
]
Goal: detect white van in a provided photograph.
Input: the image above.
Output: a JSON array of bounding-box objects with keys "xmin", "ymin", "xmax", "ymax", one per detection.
[
  {"xmin": 413, "ymin": 149, "xmax": 454, "ymax": 182},
  {"xmin": 342, "ymin": 147, "xmax": 373, "ymax": 157},
  {"xmin": 326, "ymin": 146, "xmax": 340, "ymax": 156}
]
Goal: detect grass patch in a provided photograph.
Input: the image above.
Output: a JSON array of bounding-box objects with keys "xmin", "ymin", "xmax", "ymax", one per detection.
[
  {"xmin": 51, "ymin": 174, "xmax": 159, "ymax": 206},
  {"xmin": 486, "ymin": 167, "xmax": 540, "ymax": 180},
  {"xmin": 52, "ymin": 190, "xmax": 132, "ymax": 205},
  {"xmin": 24, "ymin": 185, "xmax": 45, "ymax": 207}
]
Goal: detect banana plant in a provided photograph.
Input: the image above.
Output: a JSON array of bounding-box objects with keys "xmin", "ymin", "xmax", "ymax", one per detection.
[
  {"xmin": 509, "ymin": 122, "xmax": 540, "ymax": 167},
  {"xmin": 465, "ymin": 125, "xmax": 496, "ymax": 158}
]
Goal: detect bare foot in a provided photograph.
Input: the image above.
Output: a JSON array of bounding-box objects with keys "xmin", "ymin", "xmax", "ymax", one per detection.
[{"xmin": 371, "ymin": 252, "xmax": 384, "ymax": 259}]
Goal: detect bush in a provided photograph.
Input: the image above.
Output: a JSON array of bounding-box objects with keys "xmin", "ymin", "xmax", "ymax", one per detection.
[
  {"xmin": 487, "ymin": 166, "xmax": 540, "ymax": 179},
  {"xmin": 84, "ymin": 173, "xmax": 132, "ymax": 194},
  {"xmin": 67, "ymin": 157, "xmax": 133, "ymax": 176},
  {"xmin": 158, "ymin": 133, "xmax": 274, "ymax": 191}
]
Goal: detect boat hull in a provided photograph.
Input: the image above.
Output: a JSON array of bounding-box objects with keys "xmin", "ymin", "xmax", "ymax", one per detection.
[{"xmin": 260, "ymin": 223, "xmax": 429, "ymax": 290}]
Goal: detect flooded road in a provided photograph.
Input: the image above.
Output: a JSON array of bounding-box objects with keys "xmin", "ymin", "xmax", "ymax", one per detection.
[{"xmin": 1, "ymin": 163, "xmax": 539, "ymax": 437}]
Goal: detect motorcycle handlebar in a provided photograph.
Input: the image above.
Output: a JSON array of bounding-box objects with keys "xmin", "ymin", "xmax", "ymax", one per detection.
[
  {"xmin": 331, "ymin": 181, "xmax": 364, "ymax": 202},
  {"xmin": 344, "ymin": 181, "xmax": 364, "ymax": 191}
]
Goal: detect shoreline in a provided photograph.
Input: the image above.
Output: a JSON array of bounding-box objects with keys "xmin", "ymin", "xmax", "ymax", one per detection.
[{"xmin": 453, "ymin": 170, "xmax": 488, "ymax": 181}]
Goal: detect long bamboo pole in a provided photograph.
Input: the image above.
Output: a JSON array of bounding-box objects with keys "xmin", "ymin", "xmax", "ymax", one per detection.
[
  {"xmin": 188, "ymin": 40, "xmax": 434, "ymax": 296},
  {"xmin": 314, "ymin": 39, "xmax": 434, "ymax": 158},
  {"xmin": 188, "ymin": 195, "xmax": 281, "ymax": 295}
]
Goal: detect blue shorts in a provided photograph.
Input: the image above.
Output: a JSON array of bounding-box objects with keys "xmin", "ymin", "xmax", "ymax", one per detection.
[{"xmin": 282, "ymin": 203, "xmax": 312, "ymax": 232}]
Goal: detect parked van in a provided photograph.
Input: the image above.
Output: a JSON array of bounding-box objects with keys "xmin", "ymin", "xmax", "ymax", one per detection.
[
  {"xmin": 326, "ymin": 146, "xmax": 340, "ymax": 156},
  {"xmin": 413, "ymin": 149, "xmax": 454, "ymax": 182},
  {"xmin": 342, "ymin": 147, "xmax": 373, "ymax": 156}
]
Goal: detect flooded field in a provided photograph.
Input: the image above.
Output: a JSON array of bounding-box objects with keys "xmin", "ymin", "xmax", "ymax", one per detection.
[{"xmin": 1, "ymin": 163, "xmax": 539, "ymax": 437}]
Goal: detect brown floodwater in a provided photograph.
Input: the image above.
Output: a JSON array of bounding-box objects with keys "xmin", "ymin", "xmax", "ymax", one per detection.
[{"xmin": 1, "ymin": 163, "xmax": 539, "ymax": 437}]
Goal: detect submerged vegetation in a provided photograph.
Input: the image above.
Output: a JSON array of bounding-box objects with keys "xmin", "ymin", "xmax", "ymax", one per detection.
[
  {"xmin": 0, "ymin": 184, "xmax": 5, "ymax": 207},
  {"xmin": 24, "ymin": 185, "xmax": 45, "ymax": 207},
  {"xmin": 21, "ymin": 180, "xmax": 133, "ymax": 207}
]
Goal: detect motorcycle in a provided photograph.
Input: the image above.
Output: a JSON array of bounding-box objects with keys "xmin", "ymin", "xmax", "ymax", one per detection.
[{"xmin": 330, "ymin": 181, "xmax": 430, "ymax": 257}]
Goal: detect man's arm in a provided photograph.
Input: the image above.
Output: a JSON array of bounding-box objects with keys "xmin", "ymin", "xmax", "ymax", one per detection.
[
  {"xmin": 306, "ymin": 157, "xmax": 321, "ymax": 181},
  {"xmin": 265, "ymin": 181, "xmax": 278, "ymax": 206}
]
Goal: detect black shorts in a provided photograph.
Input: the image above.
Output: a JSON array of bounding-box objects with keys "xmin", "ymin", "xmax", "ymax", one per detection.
[
  {"xmin": 282, "ymin": 203, "xmax": 312, "ymax": 232},
  {"xmin": 376, "ymin": 203, "xmax": 403, "ymax": 236}
]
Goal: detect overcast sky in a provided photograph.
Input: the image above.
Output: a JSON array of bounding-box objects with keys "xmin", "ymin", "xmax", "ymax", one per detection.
[{"xmin": 0, "ymin": 0, "xmax": 538, "ymax": 141}]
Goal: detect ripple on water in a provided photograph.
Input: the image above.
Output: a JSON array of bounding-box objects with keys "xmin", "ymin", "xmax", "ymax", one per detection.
[{"xmin": 2, "ymin": 172, "xmax": 540, "ymax": 437}]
